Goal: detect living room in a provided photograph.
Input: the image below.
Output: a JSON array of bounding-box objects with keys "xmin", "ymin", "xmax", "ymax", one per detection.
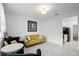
[{"xmin": 1, "ymin": 3, "xmax": 79, "ymax": 56}]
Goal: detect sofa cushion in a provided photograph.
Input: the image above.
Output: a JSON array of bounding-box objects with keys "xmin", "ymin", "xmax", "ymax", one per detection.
[
  {"xmin": 31, "ymin": 35, "xmax": 39, "ymax": 40},
  {"xmin": 11, "ymin": 40, "xmax": 17, "ymax": 44}
]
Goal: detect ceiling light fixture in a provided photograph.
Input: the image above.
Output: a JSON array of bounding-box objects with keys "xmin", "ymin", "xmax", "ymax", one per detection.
[
  {"xmin": 37, "ymin": 4, "xmax": 52, "ymax": 15},
  {"xmin": 41, "ymin": 8, "xmax": 47, "ymax": 14}
]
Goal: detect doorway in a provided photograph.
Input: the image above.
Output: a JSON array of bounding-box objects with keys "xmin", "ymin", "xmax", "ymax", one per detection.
[{"xmin": 63, "ymin": 16, "xmax": 78, "ymax": 49}]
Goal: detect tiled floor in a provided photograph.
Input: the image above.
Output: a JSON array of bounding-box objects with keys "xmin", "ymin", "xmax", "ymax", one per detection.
[
  {"xmin": 24, "ymin": 42, "xmax": 79, "ymax": 56},
  {"xmin": 64, "ymin": 40, "xmax": 78, "ymax": 49}
]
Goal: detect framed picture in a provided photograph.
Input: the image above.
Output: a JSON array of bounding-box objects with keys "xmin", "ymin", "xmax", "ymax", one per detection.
[{"xmin": 28, "ymin": 20, "xmax": 37, "ymax": 32}]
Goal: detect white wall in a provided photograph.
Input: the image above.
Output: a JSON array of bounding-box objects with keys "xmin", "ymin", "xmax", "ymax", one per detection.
[
  {"xmin": 5, "ymin": 13, "xmax": 42, "ymax": 40},
  {"xmin": 63, "ymin": 16, "xmax": 78, "ymax": 27},
  {"xmin": 42, "ymin": 17, "xmax": 63, "ymax": 46},
  {"xmin": 42, "ymin": 11, "xmax": 79, "ymax": 46}
]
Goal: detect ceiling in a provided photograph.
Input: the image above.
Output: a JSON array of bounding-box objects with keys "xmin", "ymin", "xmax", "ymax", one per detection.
[{"xmin": 3, "ymin": 3, "xmax": 79, "ymax": 19}]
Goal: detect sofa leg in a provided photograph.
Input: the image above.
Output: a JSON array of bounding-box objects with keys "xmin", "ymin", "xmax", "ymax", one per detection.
[{"xmin": 36, "ymin": 49, "xmax": 41, "ymax": 56}]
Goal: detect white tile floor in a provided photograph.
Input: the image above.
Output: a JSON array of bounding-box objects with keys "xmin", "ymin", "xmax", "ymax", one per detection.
[
  {"xmin": 24, "ymin": 42, "xmax": 79, "ymax": 56},
  {"xmin": 64, "ymin": 40, "xmax": 78, "ymax": 49}
]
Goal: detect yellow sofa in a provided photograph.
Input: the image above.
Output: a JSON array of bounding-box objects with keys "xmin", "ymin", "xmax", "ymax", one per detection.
[{"xmin": 24, "ymin": 35, "xmax": 46, "ymax": 47}]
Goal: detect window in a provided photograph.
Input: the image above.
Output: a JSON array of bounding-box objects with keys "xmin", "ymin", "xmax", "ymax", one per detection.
[
  {"xmin": 0, "ymin": 3, "xmax": 6, "ymax": 33},
  {"xmin": 0, "ymin": 4, "xmax": 6, "ymax": 41}
]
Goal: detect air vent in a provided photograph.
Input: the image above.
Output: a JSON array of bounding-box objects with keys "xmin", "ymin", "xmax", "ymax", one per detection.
[{"xmin": 54, "ymin": 13, "xmax": 59, "ymax": 16}]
